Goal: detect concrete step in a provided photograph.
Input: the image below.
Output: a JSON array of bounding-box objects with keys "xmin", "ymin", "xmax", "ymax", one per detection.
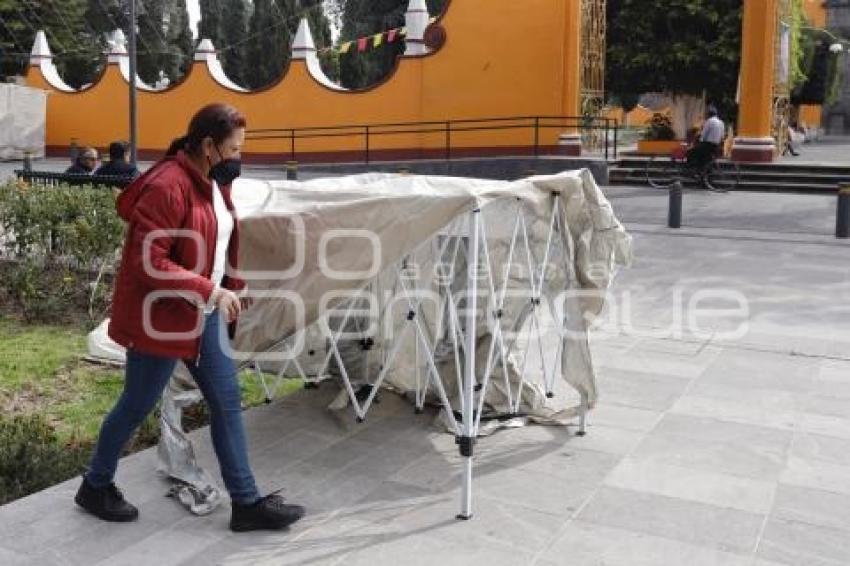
[{"xmin": 610, "ymin": 157, "xmax": 849, "ymax": 193}]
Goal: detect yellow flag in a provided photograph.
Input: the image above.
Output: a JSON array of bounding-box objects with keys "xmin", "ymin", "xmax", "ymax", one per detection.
[
  {"xmin": 430, "ymin": 16, "xmax": 437, "ymax": 23},
  {"xmin": 400, "ymin": 27, "xmax": 408, "ymax": 36},
  {"xmin": 339, "ymin": 41, "xmax": 352, "ymax": 54},
  {"xmin": 373, "ymin": 33, "xmax": 383, "ymax": 48}
]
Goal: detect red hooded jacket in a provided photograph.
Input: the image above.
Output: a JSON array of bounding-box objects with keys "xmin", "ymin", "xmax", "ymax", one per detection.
[{"xmin": 108, "ymin": 150, "xmax": 245, "ymax": 361}]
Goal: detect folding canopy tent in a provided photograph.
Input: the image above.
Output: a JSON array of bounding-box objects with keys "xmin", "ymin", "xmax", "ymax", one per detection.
[
  {"xmin": 89, "ymin": 169, "xmax": 631, "ymax": 519},
  {"xmin": 0, "ymin": 83, "xmax": 46, "ymax": 160}
]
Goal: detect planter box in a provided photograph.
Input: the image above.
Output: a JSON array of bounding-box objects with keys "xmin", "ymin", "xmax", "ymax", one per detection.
[{"xmin": 637, "ymin": 140, "xmax": 685, "ymax": 155}]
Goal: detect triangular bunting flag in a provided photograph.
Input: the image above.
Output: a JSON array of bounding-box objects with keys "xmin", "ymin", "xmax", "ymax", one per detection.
[
  {"xmin": 357, "ymin": 37, "xmax": 368, "ymax": 52},
  {"xmin": 373, "ymin": 33, "xmax": 383, "ymax": 48},
  {"xmin": 430, "ymin": 16, "xmax": 437, "ymax": 23},
  {"xmin": 400, "ymin": 27, "xmax": 408, "ymax": 36},
  {"xmin": 387, "ymin": 28, "xmax": 398, "ymax": 43},
  {"xmin": 339, "ymin": 41, "xmax": 352, "ymax": 54}
]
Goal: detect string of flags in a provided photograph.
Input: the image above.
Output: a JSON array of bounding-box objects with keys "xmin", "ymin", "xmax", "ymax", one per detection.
[{"xmin": 320, "ymin": 17, "xmax": 438, "ymax": 56}]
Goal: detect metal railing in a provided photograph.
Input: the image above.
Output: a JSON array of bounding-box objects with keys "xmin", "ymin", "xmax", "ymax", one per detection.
[
  {"xmin": 14, "ymin": 170, "xmax": 134, "ymax": 189},
  {"xmin": 246, "ymin": 115, "xmax": 620, "ymax": 163}
]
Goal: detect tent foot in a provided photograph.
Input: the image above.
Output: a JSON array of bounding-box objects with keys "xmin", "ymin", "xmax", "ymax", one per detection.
[
  {"xmin": 546, "ymin": 392, "xmax": 554, "ymax": 399},
  {"xmin": 455, "ymin": 513, "xmax": 473, "ymax": 521}
]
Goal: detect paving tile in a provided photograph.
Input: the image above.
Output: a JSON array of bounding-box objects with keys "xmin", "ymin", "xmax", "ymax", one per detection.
[
  {"xmin": 804, "ymin": 394, "xmax": 850, "ymax": 420},
  {"xmin": 629, "ymin": 414, "xmax": 791, "ymax": 480},
  {"xmin": 475, "ymin": 465, "xmax": 600, "ymax": 517},
  {"xmin": 540, "ymin": 520, "xmax": 753, "ymax": 566},
  {"xmin": 670, "ymin": 381, "xmax": 799, "ymax": 430},
  {"xmin": 780, "ymin": 456, "xmax": 850, "ymax": 496},
  {"xmin": 93, "ymin": 528, "xmax": 218, "ymax": 566},
  {"xmin": 595, "ymin": 368, "xmax": 693, "ymax": 411},
  {"xmin": 577, "ymin": 486, "xmax": 763, "ymax": 554},
  {"xmin": 758, "ymin": 517, "xmax": 850, "ymax": 566},
  {"xmin": 698, "ymin": 349, "xmax": 818, "ymax": 393},
  {"xmin": 771, "ymin": 484, "xmax": 850, "ymax": 533},
  {"xmin": 604, "ymin": 457, "xmax": 776, "ymax": 514},
  {"xmin": 798, "ymin": 412, "xmax": 850, "ymax": 441},
  {"xmin": 791, "ymin": 432, "xmax": 850, "ymax": 467},
  {"xmin": 587, "ymin": 403, "xmax": 662, "ymax": 433}
]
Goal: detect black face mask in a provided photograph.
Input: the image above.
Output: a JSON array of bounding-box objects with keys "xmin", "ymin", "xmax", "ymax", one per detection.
[{"xmin": 208, "ymin": 144, "xmax": 241, "ymax": 186}]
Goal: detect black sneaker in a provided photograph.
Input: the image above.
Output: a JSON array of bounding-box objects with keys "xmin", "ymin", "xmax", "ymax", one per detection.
[
  {"xmin": 230, "ymin": 493, "xmax": 305, "ymax": 532},
  {"xmin": 74, "ymin": 476, "xmax": 139, "ymax": 522}
]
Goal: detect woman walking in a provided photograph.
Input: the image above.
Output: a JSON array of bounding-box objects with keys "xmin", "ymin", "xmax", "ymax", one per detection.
[{"xmin": 75, "ymin": 103, "xmax": 304, "ymax": 532}]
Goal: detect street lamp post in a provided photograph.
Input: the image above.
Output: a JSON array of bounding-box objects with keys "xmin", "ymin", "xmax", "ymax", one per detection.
[{"xmin": 128, "ymin": 0, "xmax": 138, "ymax": 166}]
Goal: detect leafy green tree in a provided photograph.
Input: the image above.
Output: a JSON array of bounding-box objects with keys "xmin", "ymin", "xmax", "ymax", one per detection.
[
  {"xmin": 198, "ymin": 0, "xmax": 225, "ymax": 47},
  {"xmin": 219, "ymin": 0, "xmax": 249, "ymax": 86},
  {"xmin": 337, "ymin": 0, "xmax": 446, "ymax": 89},
  {"xmin": 165, "ymin": 0, "xmax": 194, "ymax": 82},
  {"xmin": 606, "ymin": 0, "xmax": 742, "ymax": 131}
]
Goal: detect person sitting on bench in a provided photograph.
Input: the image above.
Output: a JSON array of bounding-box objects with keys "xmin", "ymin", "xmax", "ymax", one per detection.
[
  {"xmin": 66, "ymin": 147, "xmax": 98, "ymax": 175},
  {"xmin": 95, "ymin": 141, "xmax": 140, "ymax": 178}
]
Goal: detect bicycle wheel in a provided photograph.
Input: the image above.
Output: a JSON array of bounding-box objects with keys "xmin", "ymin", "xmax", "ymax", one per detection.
[
  {"xmin": 705, "ymin": 160, "xmax": 740, "ymax": 192},
  {"xmin": 644, "ymin": 155, "xmax": 681, "ymax": 189}
]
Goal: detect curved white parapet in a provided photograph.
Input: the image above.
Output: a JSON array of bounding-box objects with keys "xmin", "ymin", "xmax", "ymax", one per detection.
[
  {"xmin": 405, "ymin": 0, "xmax": 431, "ymax": 56},
  {"xmin": 106, "ymin": 29, "xmax": 158, "ymax": 92},
  {"xmin": 292, "ymin": 19, "xmax": 347, "ymax": 91},
  {"xmin": 194, "ymin": 39, "xmax": 249, "ymax": 93},
  {"xmin": 29, "ymin": 30, "xmax": 75, "ymax": 92}
]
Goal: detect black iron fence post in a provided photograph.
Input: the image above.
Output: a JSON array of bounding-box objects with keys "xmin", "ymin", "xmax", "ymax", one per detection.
[
  {"xmin": 613, "ymin": 120, "xmax": 619, "ymax": 161},
  {"xmin": 23, "ymin": 151, "xmax": 32, "ymax": 172},
  {"xmin": 668, "ymin": 181, "xmax": 683, "ymax": 229},
  {"xmin": 365, "ymin": 125, "xmax": 370, "ymax": 164},
  {"xmin": 445, "ymin": 121, "xmax": 451, "ymax": 161},
  {"xmin": 286, "ymin": 161, "xmax": 298, "ymax": 181},
  {"xmin": 837, "ymin": 184, "xmax": 850, "ymax": 239},
  {"xmin": 533, "ymin": 117, "xmax": 540, "ymax": 158}
]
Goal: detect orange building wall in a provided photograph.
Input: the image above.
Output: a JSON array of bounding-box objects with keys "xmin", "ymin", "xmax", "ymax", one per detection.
[{"xmin": 25, "ymin": 0, "xmax": 584, "ymax": 162}]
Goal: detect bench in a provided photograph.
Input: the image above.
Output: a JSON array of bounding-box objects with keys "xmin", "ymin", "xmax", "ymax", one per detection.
[{"xmin": 14, "ymin": 170, "xmax": 135, "ymax": 189}]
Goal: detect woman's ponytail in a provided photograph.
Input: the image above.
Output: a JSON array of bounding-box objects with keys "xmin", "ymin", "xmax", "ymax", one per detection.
[{"xmin": 166, "ymin": 135, "xmax": 189, "ymax": 157}]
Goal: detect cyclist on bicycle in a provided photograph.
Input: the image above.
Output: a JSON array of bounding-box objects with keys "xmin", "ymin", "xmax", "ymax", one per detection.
[{"xmin": 686, "ymin": 105, "xmax": 725, "ymax": 172}]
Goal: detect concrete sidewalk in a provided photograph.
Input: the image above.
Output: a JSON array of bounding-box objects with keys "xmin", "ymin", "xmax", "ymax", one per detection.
[{"xmin": 1, "ymin": 184, "xmax": 850, "ymax": 565}]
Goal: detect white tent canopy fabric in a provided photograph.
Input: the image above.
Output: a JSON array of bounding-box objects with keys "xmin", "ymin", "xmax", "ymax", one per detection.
[
  {"xmin": 89, "ymin": 169, "xmax": 631, "ymax": 518},
  {"xmin": 0, "ymin": 84, "xmax": 46, "ymax": 160}
]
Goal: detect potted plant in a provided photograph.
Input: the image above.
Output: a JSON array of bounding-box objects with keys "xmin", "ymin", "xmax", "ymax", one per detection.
[{"xmin": 637, "ymin": 113, "xmax": 685, "ymax": 154}]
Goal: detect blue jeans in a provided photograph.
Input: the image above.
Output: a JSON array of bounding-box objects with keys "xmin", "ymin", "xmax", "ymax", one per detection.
[{"xmin": 86, "ymin": 310, "xmax": 260, "ymax": 505}]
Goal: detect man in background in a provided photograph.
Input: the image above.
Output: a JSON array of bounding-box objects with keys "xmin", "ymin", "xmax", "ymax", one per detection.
[
  {"xmin": 95, "ymin": 141, "xmax": 140, "ymax": 178},
  {"xmin": 687, "ymin": 105, "xmax": 725, "ymax": 171},
  {"xmin": 66, "ymin": 147, "xmax": 98, "ymax": 175}
]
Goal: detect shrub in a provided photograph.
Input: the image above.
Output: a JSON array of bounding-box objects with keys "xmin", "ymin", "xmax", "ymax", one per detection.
[
  {"xmin": 643, "ymin": 113, "xmax": 676, "ymax": 141},
  {"xmin": 0, "ymin": 181, "xmax": 124, "ymax": 323},
  {"xmin": 0, "ymin": 414, "xmax": 91, "ymax": 505}
]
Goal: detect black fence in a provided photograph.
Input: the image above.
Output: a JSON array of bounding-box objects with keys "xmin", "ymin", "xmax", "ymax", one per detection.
[
  {"xmin": 246, "ymin": 115, "xmax": 620, "ymax": 163},
  {"xmin": 14, "ymin": 170, "xmax": 134, "ymax": 189}
]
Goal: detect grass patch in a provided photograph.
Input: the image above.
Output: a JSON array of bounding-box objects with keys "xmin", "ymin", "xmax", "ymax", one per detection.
[
  {"xmin": 0, "ymin": 316, "xmax": 303, "ymax": 441},
  {"xmin": 0, "ymin": 315, "xmax": 305, "ymax": 504}
]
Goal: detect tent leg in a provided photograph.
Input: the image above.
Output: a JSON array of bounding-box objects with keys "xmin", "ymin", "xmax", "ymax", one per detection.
[
  {"xmin": 457, "ymin": 208, "xmax": 480, "ymax": 521},
  {"xmin": 577, "ymin": 392, "xmax": 589, "ymax": 437}
]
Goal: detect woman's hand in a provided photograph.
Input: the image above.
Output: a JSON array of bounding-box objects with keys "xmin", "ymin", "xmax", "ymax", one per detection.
[{"xmin": 211, "ymin": 288, "xmax": 241, "ymax": 322}]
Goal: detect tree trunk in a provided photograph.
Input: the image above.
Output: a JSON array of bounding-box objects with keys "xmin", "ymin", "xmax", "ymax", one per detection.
[{"xmin": 668, "ymin": 93, "xmax": 705, "ymax": 140}]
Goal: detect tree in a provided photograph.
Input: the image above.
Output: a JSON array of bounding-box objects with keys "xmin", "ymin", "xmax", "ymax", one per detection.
[
  {"xmin": 241, "ymin": 0, "xmax": 335, "ymax": 90},
  {"xmin": 606, "ymin": 0, "xmax": 742, "ymax": 134},
  {"xmin": 337, "ymin": 0, "xmax": 446, "ymax": 89},
  {"xmin": 197, "ymin": 0, "xmax": 225, "ymax": 47},
  {"xmin": 165, "ymin": 0, "xmax": 194, "ymax": 83},
  {"xmin": 220, "ymin": 0, "xmax": 249, "ymax": 86},
  {"xmin": 0, "ymin": 0, "xmax": 103, "ymax": 88}
]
